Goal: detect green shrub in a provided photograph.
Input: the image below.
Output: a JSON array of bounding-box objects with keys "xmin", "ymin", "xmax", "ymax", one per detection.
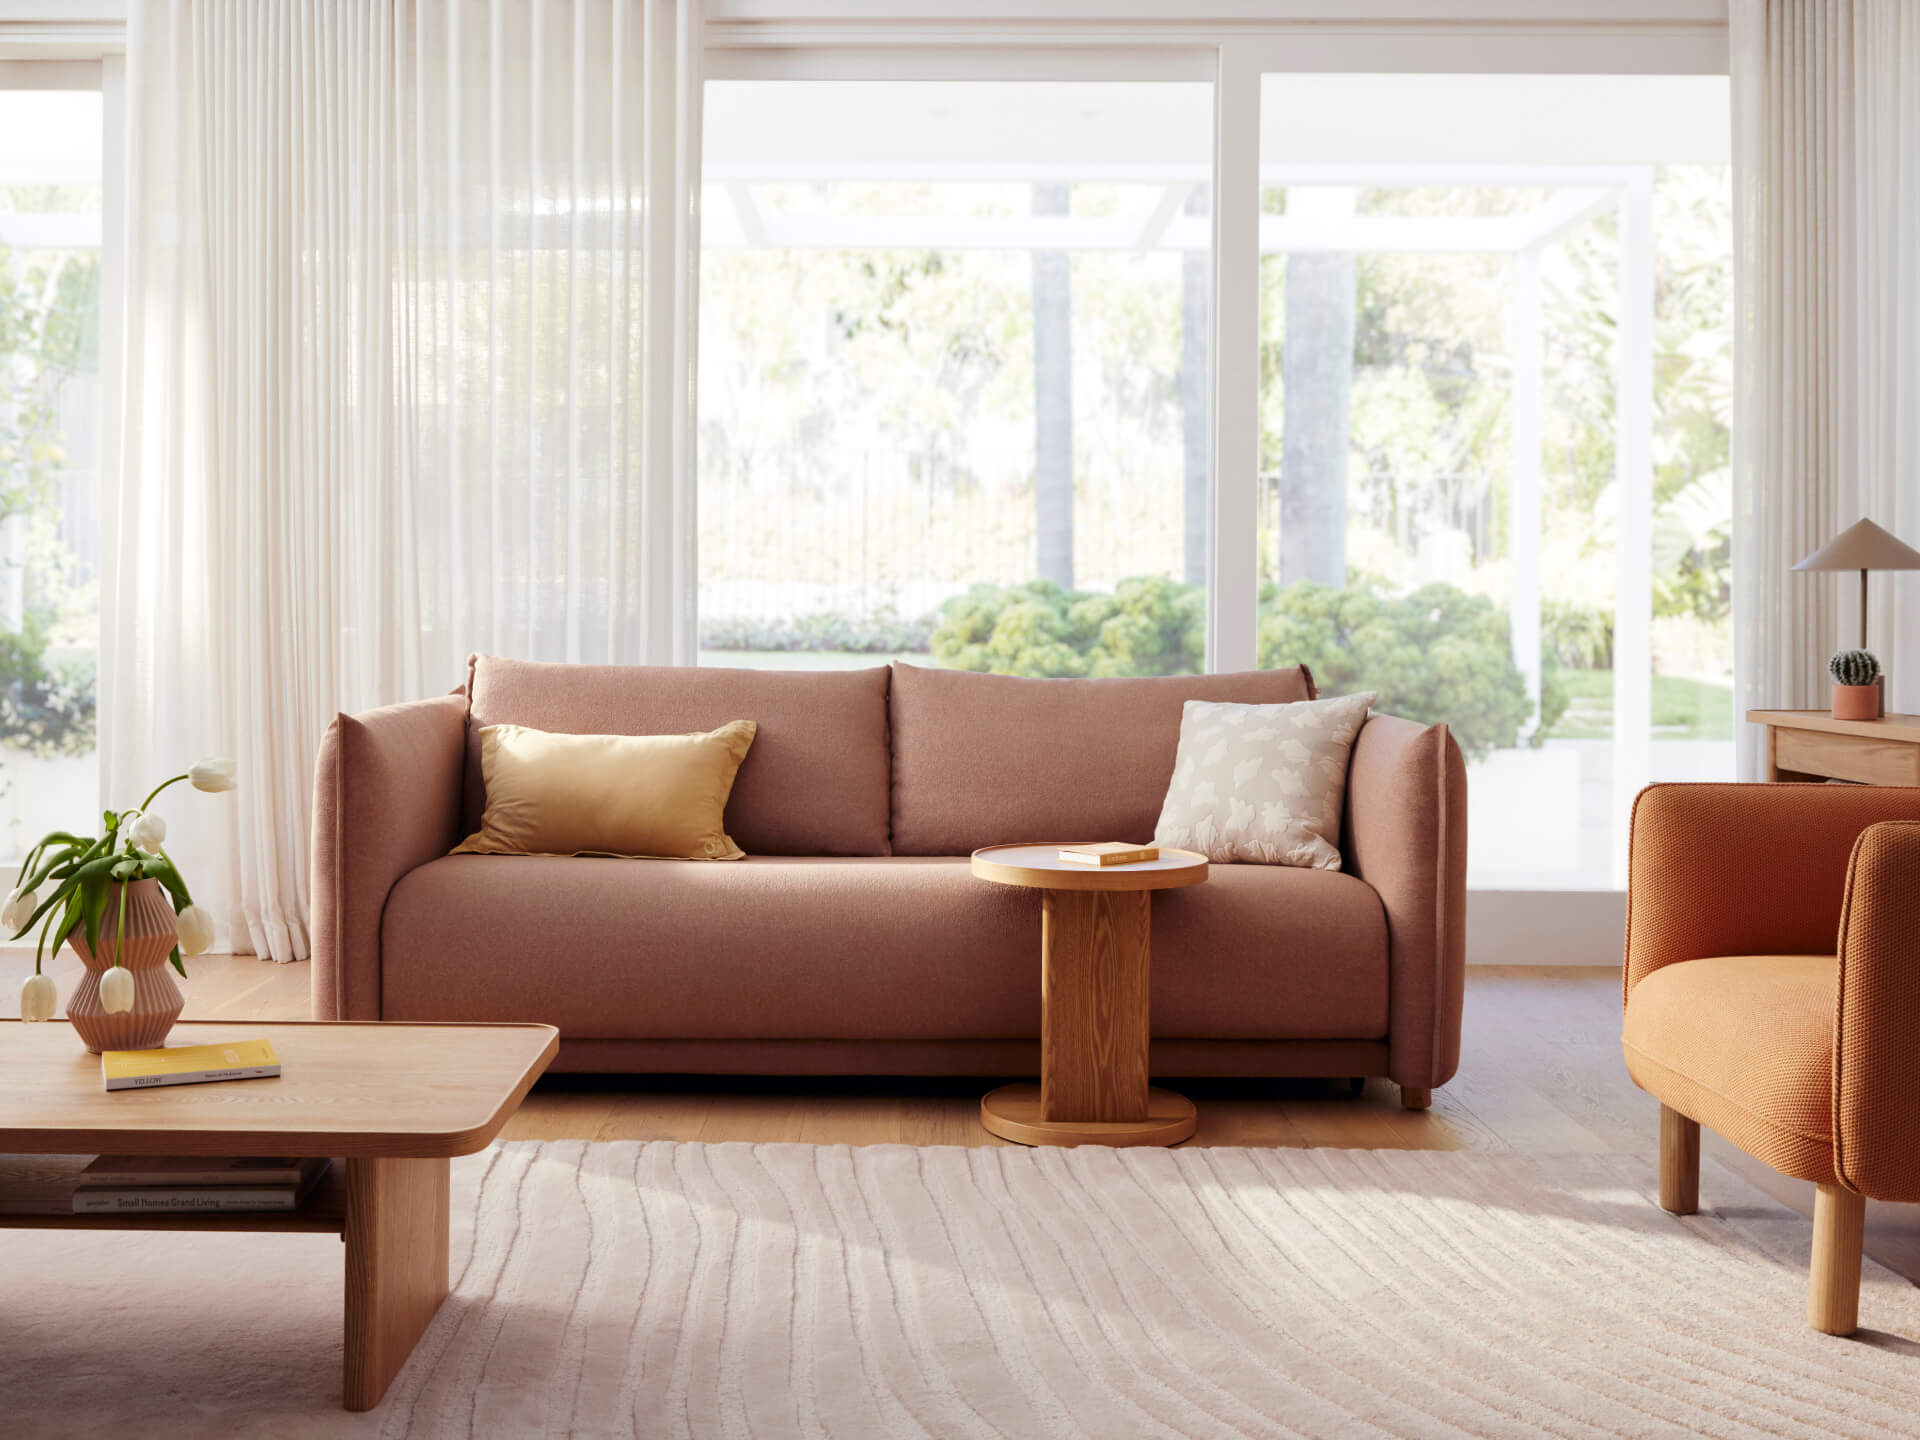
[
  {"xmin": 931, "ymin": 576, "xmax": 1203, "ymax": 678},
  {"xmin": 0, "ymin": 608, "xmax": 95, "ymax": 759},
  {"xmin": 1258, "ymin": 580, "xmax": 1563, "ymax": 760},
  {"xmin": 698, "ymin": 606, "xmax": 935, "ymax": 654}
]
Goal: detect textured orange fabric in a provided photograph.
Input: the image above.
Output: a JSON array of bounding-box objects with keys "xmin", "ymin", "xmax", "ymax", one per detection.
[
  {"xmin": 1624, "ymin": 782, "xmax": 1920, "ymax": 999},
  {"xmin": 1623, "ymin": 954, "xmax": 1838, "ymax": 1184},
  {"xmin": 1834, "ymin": 821, "xmax": 1920, "ymax": 1202}
]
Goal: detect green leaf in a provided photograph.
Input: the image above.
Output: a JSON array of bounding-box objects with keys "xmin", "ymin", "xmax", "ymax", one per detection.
[
  {"xmin": 168, "ymin": 944, "xmax": 185, "ymax": 979},
  {"xmin": 143, "ymin": 854, "xmax": 191, "ymax": 910}
]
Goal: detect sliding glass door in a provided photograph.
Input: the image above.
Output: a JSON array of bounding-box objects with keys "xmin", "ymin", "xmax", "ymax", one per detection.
[{"xmin": 1242, "ymin": 72, "xmax": 1732, "ymax": 888}]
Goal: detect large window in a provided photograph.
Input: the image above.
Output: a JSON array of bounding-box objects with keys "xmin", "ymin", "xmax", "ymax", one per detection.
[
  {"xmin": 1249, "ymin": 74, "xmax": 1730, "ymax": 889},
  {"xmin": 0, "ymin": 85, "xmax": 103, "ymax": 866},
  {"xmin": 697, "ymin": 79, "xmax": 1213, "ymax": 675}
]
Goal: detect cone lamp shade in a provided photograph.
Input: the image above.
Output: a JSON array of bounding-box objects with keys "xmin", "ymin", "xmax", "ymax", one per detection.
[{"xmin": 1792, "ymin": 518, "xmax": 1920, "ymax": 650}]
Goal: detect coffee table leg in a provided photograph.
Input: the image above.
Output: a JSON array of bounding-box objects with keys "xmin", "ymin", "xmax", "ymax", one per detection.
[{"xmin": 342, "ymin": 1156, "xmax": 450, "ymax": 1411}]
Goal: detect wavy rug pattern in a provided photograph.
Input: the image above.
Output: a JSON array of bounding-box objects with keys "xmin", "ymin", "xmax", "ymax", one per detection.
[{"xmin": 4, "ymin": 1140, "xmax": 1920, "ymax": 1438}]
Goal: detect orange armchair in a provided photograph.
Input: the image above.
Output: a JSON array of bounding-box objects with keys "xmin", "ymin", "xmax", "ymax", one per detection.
[{"xmin": 1623, "ymin": 782, "xmax": 1920, "ymax": 1335}]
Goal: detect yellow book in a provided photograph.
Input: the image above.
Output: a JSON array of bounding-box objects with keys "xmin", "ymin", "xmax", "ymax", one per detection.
[
  {"xmin": 1058, "ymin": 842, "xmax": 1160, "ymax": 867},
  {"xmin": 101, "ymin": 1039, "xmax": 282, "ymax": 1092}
]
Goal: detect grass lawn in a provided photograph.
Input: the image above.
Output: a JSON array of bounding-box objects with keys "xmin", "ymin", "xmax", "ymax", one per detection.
[{"xmin": 1549, "ymin": 669, "xmax": 1734, "ymax": 741}]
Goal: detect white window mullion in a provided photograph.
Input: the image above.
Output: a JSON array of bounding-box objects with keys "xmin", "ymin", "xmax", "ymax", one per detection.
[{"xmin": 1206, "ymin": 47, "xmax": 1260, "ymax": 674}]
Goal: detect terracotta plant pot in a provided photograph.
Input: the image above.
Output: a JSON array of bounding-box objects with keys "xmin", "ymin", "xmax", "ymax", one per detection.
[
  {"xmin": 1832, "ymin": 683, "xmax": 1882, "ymax": 721},
  {"xmin": 64, "ymin": 878, "xmax": 186, "ymax": 1054}
]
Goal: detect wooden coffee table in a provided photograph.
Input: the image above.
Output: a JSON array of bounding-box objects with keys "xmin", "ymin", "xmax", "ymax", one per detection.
[
  {"xmin": 972, "ymin": 843, "xmax": 1208, "ymax": 1146},
  {"xmin": 0, "ymin": 1019, "xmax": 557, "ymax": 1410}
]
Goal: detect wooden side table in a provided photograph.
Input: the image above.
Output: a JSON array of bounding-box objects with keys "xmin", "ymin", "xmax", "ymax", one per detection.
[
  {"xmin": 971, "ymin": 843, "xmax": 1208, "ymax": 1147},
  {"xmin": 1747, "ymin": 710, "xmax": 1920, "ymax": 785}
]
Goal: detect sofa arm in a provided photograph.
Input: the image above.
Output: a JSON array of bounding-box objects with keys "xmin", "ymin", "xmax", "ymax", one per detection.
[
  {"xmin": 310, "ymin": 694, "xmax": 469, "ymax": 1020},
  {"xmin": 1624, "ymin": 783, "xmax": 1920, "ymax": 1004},
  {"xmin": 1834, "ymin": 820, "xmax": 1920, "ymax": 1202},
  {"xmin": 1343, "ymin": 713, "xmax": 1467, "ymax": 1090}
]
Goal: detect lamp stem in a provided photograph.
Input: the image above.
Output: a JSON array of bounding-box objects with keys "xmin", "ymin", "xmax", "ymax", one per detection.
[{"xmin": 1861, "ymin": 568, "xmax": 1869, "ymax": 651}]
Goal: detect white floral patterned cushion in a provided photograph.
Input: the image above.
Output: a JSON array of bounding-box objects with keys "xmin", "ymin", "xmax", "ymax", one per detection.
[{"xmin": 1152, "ymin": 691, "xmax": 1376, "ymax": 868}]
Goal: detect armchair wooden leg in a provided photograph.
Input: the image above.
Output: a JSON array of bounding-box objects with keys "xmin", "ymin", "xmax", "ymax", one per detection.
[
  {"xmin": 1809, "ymin": 1182, "xmax": 1866, "ymax": 1336},
  {"xmin": 1659, "ymin": 1105, "xmax": 1699, "ymax": 1215},
  {"xmin": 1399, "ymin": 1086, "xmax": 1431, "ymax": 1111}
]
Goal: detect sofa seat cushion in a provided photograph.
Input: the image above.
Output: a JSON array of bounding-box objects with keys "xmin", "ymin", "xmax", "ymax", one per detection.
[
  {"xmin": 888, "ymin": 663, "xmax": 1318, "ymax": 856},
  {"xmin": 464, "ymin": 656, "xmax": 892, "ymax": 856},
  {"xmin": 1623, "ymin": 954, "xmax": 1838, "ymax": 1184},
  {"xmin": 381, "ymin": 855, "xmax": 1389, "ymax": 1044}
]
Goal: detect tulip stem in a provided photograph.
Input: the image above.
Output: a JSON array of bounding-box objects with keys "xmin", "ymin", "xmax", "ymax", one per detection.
[{"xmin": 134, "ymin": 773, "xmax": 189, "ymax": 816}]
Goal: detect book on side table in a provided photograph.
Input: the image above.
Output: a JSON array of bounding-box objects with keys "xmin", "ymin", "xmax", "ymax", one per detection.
[{"xmin": 1057, "ymin": 842, "xmax": 1159, "ymax": 867}]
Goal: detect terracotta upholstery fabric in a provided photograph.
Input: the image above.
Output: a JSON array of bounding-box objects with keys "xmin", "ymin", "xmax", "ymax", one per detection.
[
  {"xmin": 886, "ymin": 663, "xmax": 1316, "ymax": 856},
  {"xmin": 1623, "ymin": 954, "xmax": 1838, "ymax": 1184},
  {"xmin": 310, "ymin": 694, "xmax": 468, "ymax": 1020},
  {"xmin": 1624, "ymin": 781, "xmax": 1920, "ymax": 998},
  {"xmin": 380, "ymin": 855, "xmax": 1389, "ymax": 1042},
  {"xmin": 1623, "ymin": 785, "xmax": 1920, "ymax": 1203},
  {"xmin": 1342, "ymin": 713, "xmax": 1468, "ymax": 1091},
  {"xmin": 1834, "ymin": 821, "xmax": 1920, "ymax": 1202},
  {"xmin": 464, "ymin": 656, "xmax": 892, "ymax": 856}
]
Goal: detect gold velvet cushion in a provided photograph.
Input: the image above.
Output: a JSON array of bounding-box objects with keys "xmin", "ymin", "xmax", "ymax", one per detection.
[
  {"xmin": 452, "ymin": 721, "xmax": 757, "ymax": 860},
  {"xmin": 1153, "ymin": 692, "xmax": 1375, "ymax": 868}
]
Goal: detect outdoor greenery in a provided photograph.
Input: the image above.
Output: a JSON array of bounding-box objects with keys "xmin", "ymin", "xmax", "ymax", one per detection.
[
  {"xmin": 699, "ymin": 167, "xmax": 1735, "ymax": 754},
  {"xmin": 927, "ymin": 573, "xmax": 1550, "ymax": 759},
  {"xmin": 0, "ymin": 200, "xmax": 99, "ymax": 765}
]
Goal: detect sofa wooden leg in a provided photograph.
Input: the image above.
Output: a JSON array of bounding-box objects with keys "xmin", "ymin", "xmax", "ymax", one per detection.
[
  {"xmin": 1809, "ymin": 1182, "xmax": 1866, "ymax": 1336},
  {"xmin": 1399, "ymin": 1086, "xmax": 1431, "ymax": 1111},
  {"xmin": 1659, "ymin": 1105, "xmax": 1699, "ymax": 1215}
]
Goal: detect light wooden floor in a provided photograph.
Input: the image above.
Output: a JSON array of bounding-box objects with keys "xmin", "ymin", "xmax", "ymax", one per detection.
[{"xmin": 8, "ymin": 949, "xmax": 1918, "ymax": 1286}]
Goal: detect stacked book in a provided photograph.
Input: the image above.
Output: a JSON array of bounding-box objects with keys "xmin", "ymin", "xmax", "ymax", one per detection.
[{"xmin": 70, "ymin": 1155, "xmax": 331, "ymax": 1215}]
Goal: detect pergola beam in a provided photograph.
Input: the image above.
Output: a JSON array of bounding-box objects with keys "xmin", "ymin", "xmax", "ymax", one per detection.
[{"xmin": 1135, "ymin": 182, "xmax": 1192, "ymax": 251}]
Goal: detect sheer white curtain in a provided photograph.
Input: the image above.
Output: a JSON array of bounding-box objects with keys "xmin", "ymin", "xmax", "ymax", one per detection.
[
  {"xmin": 106, "ymin": 0, "xmax": 701, "ymax": 960},
  {"xmin": 1731, "ymin": 0, "xmax": 1920, "ymax": 777}
]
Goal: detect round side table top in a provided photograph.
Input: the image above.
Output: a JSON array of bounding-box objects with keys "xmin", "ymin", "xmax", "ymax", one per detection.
[{"xmin": 970, "ymin": 843, "xmax": 1209, "ymax": 892}]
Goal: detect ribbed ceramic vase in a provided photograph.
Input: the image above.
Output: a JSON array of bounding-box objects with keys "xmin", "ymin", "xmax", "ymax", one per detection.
[{"xmin": 64, "ymin": 878, "xmax": 186, "ymax": 1054}]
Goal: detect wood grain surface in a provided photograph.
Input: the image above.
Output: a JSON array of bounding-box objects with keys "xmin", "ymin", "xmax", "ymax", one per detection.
[
  {"xmin": 0, "ymin": 1019, "xmax": 557, "ymax": 1157},
  {"xmin": 1040, "ymin": 889, "xmax": 1151, "ymax": 1123},
  {"xmin": 343, "ymin": 1155, "xmax": 451, "ymax": 1410}
]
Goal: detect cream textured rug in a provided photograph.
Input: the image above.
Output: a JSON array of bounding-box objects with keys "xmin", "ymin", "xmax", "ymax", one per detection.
[{"xmin": 3, "ymin": 1141, "xmax": 1919, "ymax": 1439}]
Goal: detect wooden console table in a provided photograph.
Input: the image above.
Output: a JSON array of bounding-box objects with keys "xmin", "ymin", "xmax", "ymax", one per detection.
[{"xmin": 1748, "ymin": 709, "xmax": 1920, "ymax": 785}]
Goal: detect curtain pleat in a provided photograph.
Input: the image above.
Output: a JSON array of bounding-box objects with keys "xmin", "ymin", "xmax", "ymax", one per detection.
[
  {"xmin": 108, "ymin": 0, "xmax": 698, "ymax": 959},
  {"xmin": 1732, "ymin": 0, "xmax": 1920, "ymax": 778}
]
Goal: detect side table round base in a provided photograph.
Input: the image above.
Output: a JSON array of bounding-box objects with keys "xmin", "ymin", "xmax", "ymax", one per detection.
[{"xmin": 980, "ymin": 1083, "xmax": 1197, "ymax": 1148}]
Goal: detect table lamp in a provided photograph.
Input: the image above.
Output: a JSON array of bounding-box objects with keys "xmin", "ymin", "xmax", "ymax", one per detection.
[{"xmin": 1793, "ymin": 517, "xmax": 1920, "ymax": 717}]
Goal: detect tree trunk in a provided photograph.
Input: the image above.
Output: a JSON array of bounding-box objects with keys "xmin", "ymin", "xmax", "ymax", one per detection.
[
  {"xmin": 1278, "ymin": 191, "xmax": 1356, "ymax": 589},
  {"xmin": 1031, "ymin": 183, "xmax": 1074, "ymax": 589},
  {"xmin": 1180, "ymin": 184, "xmax": 1209, "ymax": 587}
]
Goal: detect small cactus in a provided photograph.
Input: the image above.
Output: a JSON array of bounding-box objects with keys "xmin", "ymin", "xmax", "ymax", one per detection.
[{"xmin": 1830, "ymin": 648, "xmax": 1881, "ymax": 686}]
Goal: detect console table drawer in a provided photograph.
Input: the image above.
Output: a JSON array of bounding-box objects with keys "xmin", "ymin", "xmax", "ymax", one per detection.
[{"xmin": 1773, "ymin": 726, "xmax": 1920, "ymax": 785}]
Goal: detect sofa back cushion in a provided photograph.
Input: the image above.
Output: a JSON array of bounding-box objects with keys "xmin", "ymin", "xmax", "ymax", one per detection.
[
  {"xmin": 888, "ymin": 663, "xmax": 1318, "ymax": 856},
  {"xmin": 465, "ymin": 656, "xmax": 893, "ymax": 856}
]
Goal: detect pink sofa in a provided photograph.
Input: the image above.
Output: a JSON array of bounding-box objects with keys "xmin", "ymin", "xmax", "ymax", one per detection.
[{"xmin": 312, "ymin": 658, "xmax": 1467, "ymax": 1097}]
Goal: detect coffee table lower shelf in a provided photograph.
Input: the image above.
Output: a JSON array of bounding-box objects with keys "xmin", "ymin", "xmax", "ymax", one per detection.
[
  {"xmin": 980, "ymin": 1084, "xmax": 1197, "ymax": 1147},
  {"xmin": 0, "ymin": 1160, "xmax": 349, "ymax": 1233}
]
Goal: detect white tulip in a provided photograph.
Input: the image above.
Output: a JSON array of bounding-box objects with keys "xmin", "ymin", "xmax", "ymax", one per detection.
[
  {"xmin": 175, "ymin": 903, "xmax": 215, "ymax": 957},
  {"xmin": 188, "ymin": 757, "xmax": 238, "ymax": 793},
  {"xmin": 2, "ymin": 886, "xmax": 38, "ymax": 935},
  {"xmin": 19, "ymin": 972, "xmax": 56, "ymax": 1022},
  {"xmin": 99, "ymin": 966, "xmax": 136, "ymax": 1014},
  {"xmin": 128, "ymin": 812, "xmax": 166, "ymax": 851}
]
